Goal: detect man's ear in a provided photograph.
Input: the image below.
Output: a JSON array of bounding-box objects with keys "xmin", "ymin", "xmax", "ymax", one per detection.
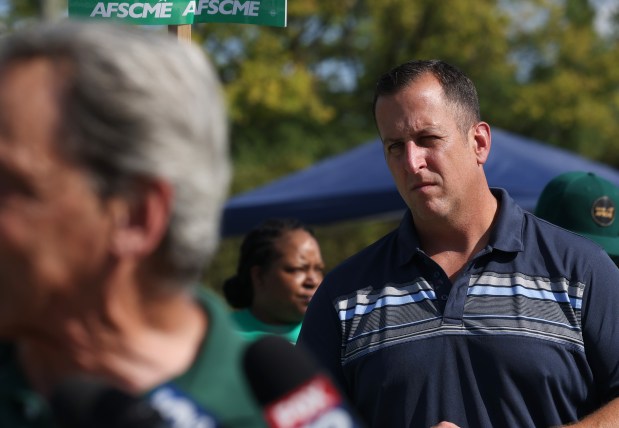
[
  {"xmin": 108, "ymin": 179, "xmax": 173, "ymax": 258},
  {"xmin": 471, "ymin": 121, "xmax": 491, "ymax": 165}
]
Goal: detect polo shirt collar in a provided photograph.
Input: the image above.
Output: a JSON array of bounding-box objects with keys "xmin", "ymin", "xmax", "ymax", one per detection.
[
  {"xmin": 395, "ymin": 187, "xmax": 525, "ymax": 266},
  {"xmin": 487, "ymin": 187, "xmax": 525, "ymax": 253}
]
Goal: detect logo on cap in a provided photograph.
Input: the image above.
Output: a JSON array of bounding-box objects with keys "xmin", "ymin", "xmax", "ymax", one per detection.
[{"xmin": 591, "ymin": 196, "xmax": 615, "ymax": 227}]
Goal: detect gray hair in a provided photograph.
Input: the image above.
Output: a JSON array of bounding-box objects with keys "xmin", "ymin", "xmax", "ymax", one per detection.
[{"xmin": 0, "ymin": 21, "xmax": 230, "ymax": 284}]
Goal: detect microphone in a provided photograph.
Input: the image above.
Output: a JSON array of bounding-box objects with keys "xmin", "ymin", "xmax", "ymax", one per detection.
[
  {"xmin": 243, "ymin": 335, "xmax": 365, "ymax": 428},
  {"xmin": 50, "ymin": 375, "xmax": 170, "ymax": 428}
]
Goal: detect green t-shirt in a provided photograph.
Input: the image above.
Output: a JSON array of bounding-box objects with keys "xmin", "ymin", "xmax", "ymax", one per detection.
[
  {"xmin": 230, "ymin": 309, "xmax": 302, "ymax": 344},
  {"xmin": 0, "ymin": 288, "xmax": 266, "ymax": 427}
]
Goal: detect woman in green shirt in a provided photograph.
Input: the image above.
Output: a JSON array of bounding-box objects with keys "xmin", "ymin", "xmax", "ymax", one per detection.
[{"xmin": 224, "ymin": 218, "xmax": 325, "ymax": 343}]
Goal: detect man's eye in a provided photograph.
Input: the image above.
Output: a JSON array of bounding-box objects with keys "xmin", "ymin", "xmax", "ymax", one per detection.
[
  {"xmin": 388, "ymin": 142, "xmax": 404, "ymax": 154},
  {"xmin": 418, "ymin": 135, "xmax": 439, "ymax": 146}
]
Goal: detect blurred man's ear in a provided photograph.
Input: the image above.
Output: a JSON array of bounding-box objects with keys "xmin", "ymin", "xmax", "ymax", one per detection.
[
  {"xmin": 109, "ymin": 179, "xmax": 173, "ymax": 258},
  {"xmin": 471, "ymin": 121, "xmax": 491, "ymax": 166}
]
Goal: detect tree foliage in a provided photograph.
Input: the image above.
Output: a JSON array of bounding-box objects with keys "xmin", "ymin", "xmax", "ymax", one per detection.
[
  {"xmin": 508, "ymin": 0, "xmax": 619, "ymax": 164},
  {"xmin": 1, "ymin": 0, "xmax": 49, "ymax": 32}
]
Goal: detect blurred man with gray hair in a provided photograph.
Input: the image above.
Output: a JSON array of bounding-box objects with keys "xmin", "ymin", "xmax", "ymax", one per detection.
[{"xmin": 0, "ymin": 21, "xmax": 265, "ymax": 427}]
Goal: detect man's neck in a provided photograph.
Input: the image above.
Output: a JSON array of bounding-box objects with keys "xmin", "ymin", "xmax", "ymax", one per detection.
[{"xmin": 416, "ymin": 188, "xmax": 499, "ymax": 279}]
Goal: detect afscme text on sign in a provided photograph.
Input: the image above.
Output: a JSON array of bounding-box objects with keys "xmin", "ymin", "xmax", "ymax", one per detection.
[{"xmin": 68, "ymin": 0, "xmax": 287, "ymax": 27}]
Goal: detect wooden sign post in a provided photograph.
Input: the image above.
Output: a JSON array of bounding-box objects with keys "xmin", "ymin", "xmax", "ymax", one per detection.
[{"xmin": 168, "ymin": 24, "xmax": 192, "ymax": 42}]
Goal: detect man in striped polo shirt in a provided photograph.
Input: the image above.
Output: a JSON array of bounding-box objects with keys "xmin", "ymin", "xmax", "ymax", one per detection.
[{"xmin": 298, "ymin": 60, "xmax": 619, "ymax": 428}]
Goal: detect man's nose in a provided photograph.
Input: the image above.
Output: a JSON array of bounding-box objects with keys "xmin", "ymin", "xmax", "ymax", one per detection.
[{"xmin": 405, "ymin": 143, "xmax": 426, "ymax": 173}]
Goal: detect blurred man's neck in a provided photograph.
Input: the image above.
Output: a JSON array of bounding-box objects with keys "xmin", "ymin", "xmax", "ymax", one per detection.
[{"xmin": 16, "ymin": 285, "xmax": 207, "ymax": 396}]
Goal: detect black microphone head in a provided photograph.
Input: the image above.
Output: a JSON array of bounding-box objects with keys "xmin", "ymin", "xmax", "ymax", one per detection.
[
  {"xmin": 242, "ymin": 335, "xmax": 321, "ymax": 406},
  {"xmin": 243, "ymin": 335, "xmax": 365, "ymax": 428},
  {"xmin": 50, "ymin": 375, "xmax": 169, "ymax": 428}
]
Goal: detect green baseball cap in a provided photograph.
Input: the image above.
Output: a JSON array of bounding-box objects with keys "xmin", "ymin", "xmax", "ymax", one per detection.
[{"xmin": 535, "ymin": 171, "xmax": 619, "ymax": 256}]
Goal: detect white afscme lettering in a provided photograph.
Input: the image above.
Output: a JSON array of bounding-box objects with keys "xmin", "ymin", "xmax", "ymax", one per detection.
[
  {"xmin": 184, "ymin": 0, "xmax": 260, "ymax": 17},
  {"xmin": 90, "ymin": 1, "xmax": 173, "ymax": 18},
  {"xmin": 183, "ymin": 0, "xmax": 196, "ymax": 15}
]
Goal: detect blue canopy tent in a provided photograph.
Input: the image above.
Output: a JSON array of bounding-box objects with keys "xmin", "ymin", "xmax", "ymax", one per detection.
[{"xmin": 222, "ymin": 128, "xmax": 619, "ymax": 237}]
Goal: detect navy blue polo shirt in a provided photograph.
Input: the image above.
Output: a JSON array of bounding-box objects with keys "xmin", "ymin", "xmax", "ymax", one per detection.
[{"xmin": 298, "ymin": 188, "xmax": 619, "ymax": 428}]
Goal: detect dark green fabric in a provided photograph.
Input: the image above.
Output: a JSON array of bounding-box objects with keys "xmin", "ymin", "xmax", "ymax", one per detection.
[{"xmin": 166, "ymin": 288, "xmax": 266, "ymax": 427}]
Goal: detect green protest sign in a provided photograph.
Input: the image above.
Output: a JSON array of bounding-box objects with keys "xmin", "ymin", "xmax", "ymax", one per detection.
[{"xmin": 68, "ymin": 0, "xmax": 287, "ymax": 27}]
